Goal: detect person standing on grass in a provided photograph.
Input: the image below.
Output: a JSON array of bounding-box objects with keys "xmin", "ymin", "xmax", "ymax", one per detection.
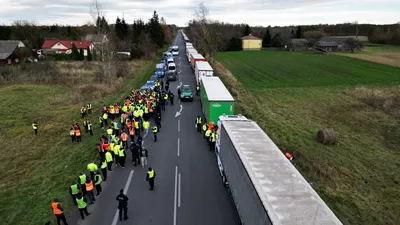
[
  {"xmin": 88, "ymin": 121, "xmax": 93, "ymax": 136},
  {"xmin": 32, "ymin": 122, "xmax": 38, "ymax": 135},
  {"xmin": 69, "ymin": 181, "xmax": 80, "ymax": 206},
  {"xmin": 51, "ymin": 198, "xmax": 68, "ymax": 225},
  {"xmin": 78, "ymin": 172, "xmax": 87, "ymax": 197},
  {"xmin": 75, "ymin": 128, "xmax": 82, "ymax": 142},
  {"xmin": 69, "ymin": 128, "xmax": 75, "ymax": 142},
  {"xmin": 75, "ymin": 193, "xmax": 90, "ymax": 220},
  {"xmin": 99, "ymin": 114, "xmax": 105, "ymax": 129},
  {"xmin": 83, "ymin": 120, "xmax": 88, "ymax": 133}
]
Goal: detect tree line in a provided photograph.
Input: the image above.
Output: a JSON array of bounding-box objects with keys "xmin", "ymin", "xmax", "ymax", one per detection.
[
  {"xmin": 186, "ymin": 8, "xmax": 400, "ymax": 54},
  {"xmin": 0, "ymin": 11, "xmax": 176, "ymax": 59}
]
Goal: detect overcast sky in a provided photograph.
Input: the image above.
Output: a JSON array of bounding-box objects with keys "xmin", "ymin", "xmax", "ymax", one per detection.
[{"xmin": 0, "ymin": 0, "xmax": 399, "ymax": 27}]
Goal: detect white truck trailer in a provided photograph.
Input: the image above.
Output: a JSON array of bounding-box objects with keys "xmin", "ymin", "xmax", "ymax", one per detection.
[
  {"xmin": 195, "ymin": 61, "xmax": 214, "ymax": 86},
  {"xmin": 216, "ymin": 115, "xmax": 343, "ymax": 225}
]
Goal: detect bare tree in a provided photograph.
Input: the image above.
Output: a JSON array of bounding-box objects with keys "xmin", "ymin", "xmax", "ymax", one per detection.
[
  {"xmin": 192, "ymin": 3, "xmax": 220, "ymax": 63},
  {"xmin": 89, "ymin": 0, "xmax": 116, "ymax": 79},
  {"xmin": 345, "ymin": 38, "xmax": 362, "ymax": 53}
]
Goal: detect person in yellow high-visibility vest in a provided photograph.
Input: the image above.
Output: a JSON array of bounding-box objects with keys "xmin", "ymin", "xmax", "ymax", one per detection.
[
  {"xmin": 146, "ymin": 167, "xmax": 156, "ymax": 191},
  {"xmin": 32, "ymin": 122, "xmax": 38, "ymax": 135},
  {"xmin": 205, "ymin": 129, "xmax": 211, "ymax": 146}
]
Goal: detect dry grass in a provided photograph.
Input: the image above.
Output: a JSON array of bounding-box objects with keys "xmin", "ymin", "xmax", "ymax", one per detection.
[
  {"xmin": 340, "ymin": 52, "xmax": 400, "ymax": 67},
  {"xmin": 337, "ymin": 44, "xmax": 400, "ymax": 67}
]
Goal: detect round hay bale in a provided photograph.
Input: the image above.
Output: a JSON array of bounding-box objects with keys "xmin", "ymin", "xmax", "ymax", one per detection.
[{"xmin": 316, "ymin": 130, "xmax": 336, "ymax": 145}]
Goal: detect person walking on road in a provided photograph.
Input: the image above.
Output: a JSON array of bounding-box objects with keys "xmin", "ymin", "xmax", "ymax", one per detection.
[
  {"xmin": 100, "ymin": 158, "xmax": 108, "ymax": 181},
  {"xmin": 210, "ymin": 130, "xmax": 216, "ymax": 151},
  {"xmin": 105, "ymin": 151, "xmax": 113, "ymax": 171},
  {"xmin": 205, "ymin": 129, "xmax": 212, "ymax": 146},
  {"xmin": 75, "ymin": 193, "xmax": 90, "ymax": 220},
  {"xmin": 32, "ymin": 121, "xmax": 38, "ymax": 135},
  {"xmin": 119, "ymin": 146, "xmax": 126, "ymax": 168},
  {"xmin": 85, "ymin": 177, "xmax": 96, "ymax": 204},
  {"xmin": 116, "ymin": 189, "xmax": 129, "ymax": 221},
  {"xmin": 152, "ymin": 125, "xmax": 158, "ymax": 142},
  {"xmin": 195, "ymin": 116, "xmax": 202, "ymax": 132},
  {"xmin": 69, "ymin": 181, "xmax": 80, "ymax": 206},
  {"xmin": 146, "ymin": 167, "xmax": 156, "ymax": 191},
  {"xmin": 202, "ymin": 123, "xmax": 209, "ymax": 139},
  {"xmin": 168, "ymin": 90, "xmax": 174, "ymax": 105},
  {"xmin": 94, "ymin": 172, "xmax": 103, "ymax": 196},
  {"xmin": 121, "ymin": 131, "xmax": 128, "ymax": 149},
  {"xmin": 142, "ymin": 119, "xmax": 150, "ymax": 138},
  {"xmin": 140, "ymin": 147, "xmax": 149, "ymax": 168},
  {"xmin": 51, "ymin": 198, "xmax": 68, "ymax": 225},
  {"xmin": 130, "ymin": 142, "xmax": 139, "ymax": 166}
]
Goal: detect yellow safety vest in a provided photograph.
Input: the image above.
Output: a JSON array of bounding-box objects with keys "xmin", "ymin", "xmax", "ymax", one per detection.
[
  {"xmin": 143, "ymin": 121, "xmax": 150, "ymax": 129},
  {"xmin": 148, "ymin": 170, "xmax": 155, "ymax": 178},
  {"xmin": 196, "ymin": 117, "xmax": 202, "ymax": 124},
  {"xmin": 205, "ymin": 130, "xmax": 211, "ymax": 137}
]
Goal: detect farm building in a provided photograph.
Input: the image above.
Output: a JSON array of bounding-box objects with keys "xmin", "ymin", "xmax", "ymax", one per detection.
[
  {"xmin": 84, "ymin": 34, "xmax": 108, "ymax": 48},
  {"xmin": 288, "ymin": 39, "xmax": 309, "ymax": 51},
  {"xmin": 0, "ymin": 40, "xmax": 33, "ymax": 65},
  {"xmin": 41, "ymin": 40, "xmax": 95, "ymax": 56},
  {"xmin": 315, "ymin": 36, "xmax": 361, "ymax": 52},
  {"xmin": 242, "ymin": 34, "xmax": 262, "ymax": 50}
]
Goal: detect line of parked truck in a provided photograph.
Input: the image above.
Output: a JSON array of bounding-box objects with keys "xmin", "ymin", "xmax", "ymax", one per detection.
[{"xmin": 180, "ymin": 30, "xmax": 343, "ymax": 225}]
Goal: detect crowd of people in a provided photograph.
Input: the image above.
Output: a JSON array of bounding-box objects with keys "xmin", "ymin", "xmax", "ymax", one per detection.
[{"xmin": 49, "ymin": 79, "xmax": 173, "ymax": 225}]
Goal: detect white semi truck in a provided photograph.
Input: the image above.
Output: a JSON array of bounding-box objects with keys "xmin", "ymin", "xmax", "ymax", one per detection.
[{"xmin": 216, "ymin": 115, "xmax": 343, "ymax": 225}]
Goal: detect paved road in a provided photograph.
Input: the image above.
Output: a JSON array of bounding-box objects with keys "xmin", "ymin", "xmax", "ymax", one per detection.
[{"xmin": 68, "ymin": 33, "xmax": 240, "ymax": 225}]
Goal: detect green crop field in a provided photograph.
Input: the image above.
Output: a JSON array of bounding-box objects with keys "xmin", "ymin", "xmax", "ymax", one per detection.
[
  {"xmin": 0, "ymin": 57, "xmax": 161, "ymax": 225},
  {"xmin": 215, "ymin": 50, "xmax": 400, "ymax": 225}
]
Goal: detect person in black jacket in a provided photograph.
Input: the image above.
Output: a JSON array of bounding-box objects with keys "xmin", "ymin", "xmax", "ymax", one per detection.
[
  {"xmin": 116, "ymin": 189, "xmax": 129, "ymax": 221},
  {"xmin": 130, "ymin": 142, "xmax": 139, "ymax": 166}
]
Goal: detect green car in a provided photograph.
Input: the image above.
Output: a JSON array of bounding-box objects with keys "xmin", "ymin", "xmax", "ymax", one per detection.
[{"xmin": 179, "ymin": 84, "xmax": 193, "ymax": 101}]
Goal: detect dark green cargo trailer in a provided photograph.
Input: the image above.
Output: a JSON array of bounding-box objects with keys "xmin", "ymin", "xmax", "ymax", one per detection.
[{"xmin": 200, "ymin": 77, "xmax": 235, "ymax": 124}]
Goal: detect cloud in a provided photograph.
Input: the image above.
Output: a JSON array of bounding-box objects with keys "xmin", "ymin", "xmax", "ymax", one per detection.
[{"xmin": 0, "ymin": 0, "xmax": 398, "ymax": 26}]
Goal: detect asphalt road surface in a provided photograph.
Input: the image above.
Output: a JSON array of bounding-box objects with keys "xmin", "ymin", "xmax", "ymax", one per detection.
[{"xmin": 67, "ymin": 33, "xmax": 240, "ymax": 225}]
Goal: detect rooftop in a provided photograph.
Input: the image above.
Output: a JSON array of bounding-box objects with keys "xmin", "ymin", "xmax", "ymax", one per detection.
[{"xmin": 201, "ymin": 77, "xmax": 234, "ymax": 101}]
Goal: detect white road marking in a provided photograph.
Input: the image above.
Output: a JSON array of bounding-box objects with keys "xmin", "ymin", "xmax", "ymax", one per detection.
[
  {"xmin": 111, "ymin": 170, "xmax": 134, "ymax": 225},
  {"xmin": 178, "ymin": 119, "xmax": 180, "ymax": 132},
  {"xmin": 178, "ymin": 173, "xmax": 181, "ymax": 208},
  {"xmin": 177, "ymin": 138, "xmax": 180, "ymax": 156},
  {"xmin": 173, "ymin": 166, "xmax": 178, "ymax": 225}
]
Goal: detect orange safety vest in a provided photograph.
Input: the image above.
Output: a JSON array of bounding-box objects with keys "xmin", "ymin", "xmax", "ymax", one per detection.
[
  {"xmin": 52, "ymin": 202, "xmax": 63, "ymax": 215},
  {"xmin": 149, "ymin": 107, "xmax": 153, "ymax": 113},
  {"xmin": 129, "ymin": 127, "xmax": 134, "ymax": 136},
  {"xmin": 126, "ymin": 121, "xmax": 132, "ymax": 128},
  {"xmin": 121, "ymin": 133, "xmax": 128, "ymax": 141},
  {"xmin": 85, "ymin": 180, "xmax": 94, "ymax": 191},
  {"xmin": 285, "ymin": 152, "xmax": 293, "ymax": 159},
  {"xmin": 75, "ymin": 129, "xmax": 81, "ymax": 136}
]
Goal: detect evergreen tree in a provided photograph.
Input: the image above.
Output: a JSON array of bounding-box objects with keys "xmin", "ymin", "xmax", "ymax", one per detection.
[
  {"xmin": 132, "ymin": 19, "xmax": 145, "ymax": 44},
  {"xmin": 115, "ymin": 17, "xmax": 123, "ymax": 40},
  {"xmin": 295, "ymin": 26, "xmax": 303, "ymax": 38},
  {"xmin": 146, "ymin": 11, "xmax": 165, "ymax": 48},
  {"xmin": 87, "ymin": 47, "xmax": 93, "ymax": 61},
  {"xmin": 228, "ymin": 37, "xmax": 242, "ymax": 51},
  {"xmin": 121, "ymin": 18, "xmax": 129, "ymax": 40},
  {"xmin": 262, "ymin": 29, "xmax": 272, "ymax": 47},
  {"xmin": 71, "ymin": 43, "xmax": 80, "ymax": 60},
  {"xmin": 243, "ymin": 24, "xmax": 252, "ymax": 36},
  {"xmin": 79, "ymin": 48, "xmax": 84, "ymax": 60}
]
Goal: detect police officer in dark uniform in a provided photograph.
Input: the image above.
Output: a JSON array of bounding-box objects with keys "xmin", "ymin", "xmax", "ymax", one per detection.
[{"xmin": 116, "ymin": 189, "xmax": 129, "ymax": 221}]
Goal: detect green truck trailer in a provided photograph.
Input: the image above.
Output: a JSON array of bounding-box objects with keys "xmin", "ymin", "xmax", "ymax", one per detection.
[{"xmin": 200, "ymin": 76, "xmax": 235, "ymax": 124}]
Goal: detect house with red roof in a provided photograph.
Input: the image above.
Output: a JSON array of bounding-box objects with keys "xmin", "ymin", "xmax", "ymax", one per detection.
[
  {"xmin": 242, "ymin": 34, "xmax": 262, "ymax": 50},
  {"xmin": 41, "ymin": 40, "xmax": 95, "ymax": 56}
]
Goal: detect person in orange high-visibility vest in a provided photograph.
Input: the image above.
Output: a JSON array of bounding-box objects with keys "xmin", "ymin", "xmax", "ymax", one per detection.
[
  {"xmin": 85, "ymin": 177, "xmax": 95, "ymax": 204},
  {"xmin": 51, "ymin": 198, "xmax": 68, "ymax": 225},
  {"xmin": 128, "ymin": 126, "xmax": 135, "ymax": 143},
  {"xmin": 121, "ymin": 132, "xmax": 128, "ymax": 149},
  {"xmin": 285, "ymin": 152, "xmax": 294, "ymax": 161},
  {"xmin": 75, "ymin": 129, "xmax": 82, "ymax": 142}
]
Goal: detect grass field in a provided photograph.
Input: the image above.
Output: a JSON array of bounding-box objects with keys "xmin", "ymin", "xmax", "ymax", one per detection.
[
  {"xmin": 0, "ymin": 57, "xmax": 161, "ymax": 224},
  {"xmin": 215, "ymin": 50, "xmax": 400, "ymax": 225},
  {"xmin": 337, "ymin": 43, "xmax": 400, "ymax": 67}
]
